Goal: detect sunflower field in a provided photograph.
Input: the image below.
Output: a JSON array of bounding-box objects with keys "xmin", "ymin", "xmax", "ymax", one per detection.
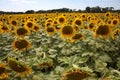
[{"xmin": 0, "ymin": 12, "xmax": 120, "ymax": 80}]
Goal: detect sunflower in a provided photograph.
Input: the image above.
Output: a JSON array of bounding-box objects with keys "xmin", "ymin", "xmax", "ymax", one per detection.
[
  {"xmin": 8, "ymin": 58, "xmax": 32, "ymax": 77},
  {"xmin": 0, "ymin": 28, "xmax": 3, "ymax": 34},
  {"xmin": 46, "ymin": 18, "xmax": 53, "ymax": 23},
  {"xmin": 12, "ymin": 39, "xmax": 31, "ymax": 51},
  {"xmin": 111, "ymin": 18, "xmax": 119, "ymax": 26},
  {"xmin": 112, "ymin": 29, "xmax": 120, "ymax": 40},
  {"xmin": 45, "ymin": 26, "xmax": 55, "ymax": 35},
  {"xmin": 81, "ymin": 14, "xmax": 87, "ymax": 21},
  {"xmin": 1, "ymin": 24, "xmax": 10, "ymax": 33},
  {"xmin": 33, "ymin": 25, "xmax": 41, "ymax": 32},
  {"xmin": 73, "ymin": 18, "xmax": 82, "ymax": 27},
  {"xmin": 62, "ymin": 69, "xmax": 90, "ymax": 80},
  {"xmin": 73, "ymin": 26, "xmax": 80, "ymax": 32},
  {"xmin": 0, "ymin": 64, "xmax": 8, "ymax": 79},
  {"xmin": 60, "ymin": 25, "xmax": 75, "ymax": 39},
  {"xmin": 57, "ymin": 16, "xmax": 66, "ymax": 25},
  {"xmin": 88, "ymin": 22, "xmax": 96, "ymax": 31},
  {"xmin": 15, "ymin": 27, "xmax": 30, "ymax": 37},
  {"xmin": 107, "ymin": 20, "xmax": 112, "ymax": 26},
  {"xmin": 45, "ymin": 22, "xmax": 53, "ymax": 27},
  {"xmin": 24, "ymin": 20, "xmax": 34, "ymax": 30},
  {"xmin": 94, "ymin": 24, "xmax": 112, "ymax": 38},
  {"xmin": 105, "ymin": 12, "xmax": 111, "ymax": 17},
  {"xmin": 72, "ymin": 33, "xmax": 84, "ymax": 40},
  {"xmin": 9, "ymin": 19, "xmax": 18, "ymax": 29},
  {"xmin": 35, "ymin": 62, "xmax": 54, "ymax": 73}
]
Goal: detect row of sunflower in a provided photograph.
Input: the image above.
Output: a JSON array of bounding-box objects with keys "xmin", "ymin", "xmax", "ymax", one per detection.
[{"xmin": 0, "ymin": 12, "xmax": 120, "ymax": 79}]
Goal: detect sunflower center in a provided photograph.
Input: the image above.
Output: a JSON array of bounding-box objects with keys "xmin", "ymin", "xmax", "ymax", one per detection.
[
  {"xmin": 75, "ymin": 20, "xmax": 81, "ymax": 26},
  {"xmin": 89, "ymin": 23, "xmax": 94, "ymax": 29},
  {"xmin": 96, "ymin": 25, "xmax": 110, "ymax": 35},
  {"xmin": 47, "ymin": 27, "xmax": 54, "ymax": 32},
  {"xmin": 8, "ymin": 60, "xmax": 27, "ymax": 73},
  {"xmin": 0, "ymin": 67, "xmax": 5, "ymax": 74},
  {"xmin": 106, "ymin": 14, "xmax": 109, "ymax": 16},
  {"xmin": 16, "ymin": 28, "xmax": 28, "ymax": 35},
  {"xmin": 59, "ymin": 17, "xmax": 64, "ymax": 23},
  {"xmin": 113, "ymin": 20, "xmax": 117, "ymax": 25},
  {"xmin": 62, "ymin": 26, "xmax": 73, "ymax": 35},
  {"xmin": 11, "ymin": 21, "xmax": 17, "ymax": 26},
  {"xmin": 27, "ymin": 22, "xmax": 33, "ymax": 28},
  {"xmin": 2, "ymin": 26, "xmax": 8, "ymax": 30},
  {"xmin": 108, "ymin": 21, "xmax": 111, "ymax": 24},
  {"xmin": 34, "ymin": 26, "xmax": 39, "ymax": 30},
  {"xmin": 46, "ymin": 23, "xmax": 51, "ymax": 27},
  {"xmin": 15, "ymin": 40, "xmax": 29, "ymax": 50},
  {"xmin": 66, "ymin": 72, "xmax": 89, "ymax": 80},
  {"xmin": 72, "ymin": 34, "xmax": 82, "ymax": 39}
]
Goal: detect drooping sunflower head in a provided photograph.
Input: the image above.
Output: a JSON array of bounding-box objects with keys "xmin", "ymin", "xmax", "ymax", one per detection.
[
  {"xmin": 8, "ymin": 58, "xmax": 32, "ymax": 77},
  {"xmin": 60, "ymin": 25, "xmax": 75, "ymax": 39},
  {"xmin": 94, "ymin": 24, "xmax": 112, "ymax": 38},
  {"xmin": 68, "ymin": 33, "xmax": 84, "ymax": 43},
  {"xmin": 36, "ymin": 62, "xmax": 54, "ymax": 73},
  {"xmin": 0, "ymin": 63, "xmax": 8, "ymax": 79},
  {"xmin": 15, "ymin": 27, "xmax": 30, "ymax": 37},
  {"xmin": 12, "ymin": 39, "xmax": 31, "ymax": 51},
  {"xmin": 62, "ymin": 69, "xmax": 90, "ymax": 80},
  {"xmin": 33, "ymin": 58, "xmax": 54, "ymax": 73},
  {"xmin": 72, "ymin": 33, "xmax": 84, "ymax": 40}
]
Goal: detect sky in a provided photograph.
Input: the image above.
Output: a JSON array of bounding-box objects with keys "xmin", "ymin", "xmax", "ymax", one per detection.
[{"xmin": 0, "ymin": 0, "xmax": 120, "ymax": 12}]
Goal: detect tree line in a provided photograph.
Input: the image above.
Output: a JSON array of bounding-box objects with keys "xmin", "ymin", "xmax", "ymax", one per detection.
[{"xmin": 0, "ymin": 6, "xmax": 120, "ymax": 14}]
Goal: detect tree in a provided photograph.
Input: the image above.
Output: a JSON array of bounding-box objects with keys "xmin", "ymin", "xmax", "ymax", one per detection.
[
  {"xmin": 86, "ymin": 6, "xmax": 91, "ymax": 12},
  {"xmin": 25, "ymin": 10, "xmax": 35, "ymax": 14}
]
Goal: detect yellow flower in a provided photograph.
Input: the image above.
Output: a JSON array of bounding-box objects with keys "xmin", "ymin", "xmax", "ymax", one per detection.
[
  {"xmin": 45, "ymin": 26, "xmax": 55, "ymax": 35},
  {"xmin": 105, "ymin": 12, "xmax": 111, "ymax": 17},
  {"xmin": 33, "ymin": 25, "xmax": 41, "ymax": 32},
  {"xmin": 1, "ymin": 24, "xmax": 11, "ymax": 33},
  {"xmin": 112, "ymin": 28, "xmax": 120, "ymax": 40},
  {"xmin": 62, "ymin": 69, "xmax": 90, "ymax": 80},
  {"xmin": 8, "ymin": 58, "xmax": 32, "ymax": 77},
  {"xmin": 12, "ymin": 39, "xmax": 31, "ymax": 51},
  {"xmin": 73, "ymin": 18, "xmax": 82, "ymax": 27},
  {"xmin": 15, "ymin": 27, "xmax": 30, "ymax": 37},
  {"xmin": 57, "ymin": 16, "xmax": 66, "ymax": 25},
  {"xmin": 9, "ymin": 19, "xmax": 18, "ymax": 28},
  {"xmin": 94, "ymin": 24, "xmax": 112, "ymax": 38},
  {"xmin": 111, "ymin": 18, "xmax": 119, "ymax": 26},
  {"xmin": 88, "ymin": 22, "xmax": 96, "ymax": 31},
  {"xmin": 36, "ymin": 62, "xmax": 54, "ymax": 73},
  {"xmin": 0, "ymin": 63, "xmax": 8, "ymax": 79},
  {"xmin": 72, "ymin": 33, "xmax": 84, "ymax": 41},
  {"xmin": 60, "ymin": 25, "xmax": 75, "ymax": 39},
  {"xmin": 24, "ymin": 20, "xmax": 34, "ymax": 30}
]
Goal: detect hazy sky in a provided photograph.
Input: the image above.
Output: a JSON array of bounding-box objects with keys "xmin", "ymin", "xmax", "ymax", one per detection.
[{"xmin": 0, "ymin": 0, "xmax": 120, "ymax": 12}]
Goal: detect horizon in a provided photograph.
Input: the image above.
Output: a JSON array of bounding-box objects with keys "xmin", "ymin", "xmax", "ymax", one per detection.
[{"xmin": 0, "ymin": 0, "xmax": 120, "ymax": 12}]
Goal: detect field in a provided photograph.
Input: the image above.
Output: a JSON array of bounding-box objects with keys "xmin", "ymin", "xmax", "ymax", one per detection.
[{"xmin": 0, "ymin": 12, "xmax": 120, "ymax": 80}]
